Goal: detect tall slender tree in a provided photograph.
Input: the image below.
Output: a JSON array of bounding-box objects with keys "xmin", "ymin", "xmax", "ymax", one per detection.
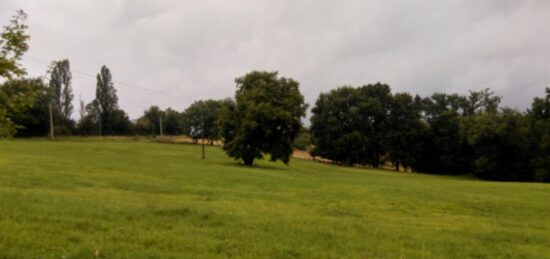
[
  {"xmin": 48, "ymin": 59, "xmax": 73, "ymax": 120},
  {"xmin": 95, "ymin": 65, "xmax": 120, "ymax": 135}
]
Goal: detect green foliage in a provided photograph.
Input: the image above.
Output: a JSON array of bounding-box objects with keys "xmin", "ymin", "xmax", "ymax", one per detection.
[
  {"xmin": 387, "ymin": 93, "xmax": 425, "ymax": 171},
  {"xmin": 0, "ymin": 10, "xmax": 29, "ymax": 80},
  {"xmin": 293, "ymin": 127, "xmax": 311, "ymax": 151},
  {"xmin": 136, "ymin": 105, "xmax": 163, "ymax": 136},
  {"xmin": 77, "ymin": 100, "xmax": 101, "ymax": 135},
  {"xmin": 461, "ymin": 109, "xmax": 533, "ymax": 181},
  {"xmin": 529, "ymin": 88, "xmax": 550, "ymax": 182},
  {"xmin": 163, "ymin": 108, "xmax": 183, "ymax": 135},
  {"xmin": 182, "ymin": 99, "xmax": 231, "ymax": 143},
  {"xmin": 0, "ymin": 10, "xmax": 30, "ymax": 137},
  {"xmin": 220, "ymin": 71, "xmax": 306, "ymax": 165},
  {"xmin": 414, "ymin": 90, "xmax": 500, "ymax": 174},
  {"xmin": 415, "ymin": 106, "xmax": 471, "ymax": 174},
  {"xmin": 7, "ymin": 78, "xmax": 51, "ymax": 137},
  {"xmin": 0, "ymin": 78, "xmax": 41, "ymax": 137},
  {"xmin": 311, "ymin": 83, "xmax": 393, "ymax": 167},
  {"xmin": 0, "ymin": 139, "xmax": 549, "ymax": 258},
  {"xmin": 91, "ymin": 65, "xmax": 130, "ymax": 135},
  {"xmin": 48, "ymin": 59, "xmax": 73, "ymax": 120}
]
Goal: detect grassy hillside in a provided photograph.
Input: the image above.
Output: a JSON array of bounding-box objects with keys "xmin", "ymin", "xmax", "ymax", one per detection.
[{"xmin": 0, "ymin": 139, "xmax": 548, "ymax": 258}]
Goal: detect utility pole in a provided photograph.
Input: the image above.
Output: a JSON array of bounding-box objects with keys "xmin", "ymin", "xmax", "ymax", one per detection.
[
  {"xmin": 159, "ymin": 116, "xmax": 163, "ymax": 137},
  {"xmin": 201, "ymin": 115, "xmax": 205, "ymax": 159},
  {"xmin": 48, "ymin": 103, "xmax": 54, "ymax": 140}
]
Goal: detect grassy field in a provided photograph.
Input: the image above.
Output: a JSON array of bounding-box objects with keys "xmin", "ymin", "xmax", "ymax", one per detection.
[{"xmin": 0, "ymin": 139, "xmax": 549, "ymax": 258}]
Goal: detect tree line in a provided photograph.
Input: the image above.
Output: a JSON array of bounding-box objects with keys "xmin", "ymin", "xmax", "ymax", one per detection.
[
  {"xmin": 1, "ymin": 10, "xmax": 549, "ymax": 182},
  {"xmin": 310, "ymin": 84, "xmax": 550, "ymax": 182}
]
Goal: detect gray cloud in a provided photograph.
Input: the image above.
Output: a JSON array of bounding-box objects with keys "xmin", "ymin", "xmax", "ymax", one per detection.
[{"xmin": 1, "ymin": 0, "xmax": 549, "ymax": 118}]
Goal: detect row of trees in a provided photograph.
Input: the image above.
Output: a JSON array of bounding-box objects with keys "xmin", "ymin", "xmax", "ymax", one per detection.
[
  {"xmin": 1, "ymin": 10, "xmax": 549, "ymax": 182},
  {"xmin": 310, "ymin": 84, "xmax": 550, "ymax": 182}
]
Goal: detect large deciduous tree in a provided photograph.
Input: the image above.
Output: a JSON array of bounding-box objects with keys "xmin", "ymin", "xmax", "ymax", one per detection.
[{"xmin": 220, "ymin": 71, "xmax": 306, "ymax": 166}]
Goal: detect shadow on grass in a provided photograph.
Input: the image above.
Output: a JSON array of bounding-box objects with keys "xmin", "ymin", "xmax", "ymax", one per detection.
[{"xmin": 217, "ymin": 161, "xmax": 288, "ymax": 171}]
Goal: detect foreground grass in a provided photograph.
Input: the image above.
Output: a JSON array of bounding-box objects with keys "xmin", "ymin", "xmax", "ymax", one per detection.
[{"xmin": 0, "ymin": 139, "xmax": 548, "ymax": 258}]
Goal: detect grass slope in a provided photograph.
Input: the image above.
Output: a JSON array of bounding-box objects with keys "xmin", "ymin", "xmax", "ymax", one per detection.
[{"xmin": 0, "ymin": 139, "xmax": 548, "ymax": 258}]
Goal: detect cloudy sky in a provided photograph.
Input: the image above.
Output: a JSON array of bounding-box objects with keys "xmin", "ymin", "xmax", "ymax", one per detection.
[{"xmin": 1, "ymin": 0, "xmax": 549, "ymax": 119}]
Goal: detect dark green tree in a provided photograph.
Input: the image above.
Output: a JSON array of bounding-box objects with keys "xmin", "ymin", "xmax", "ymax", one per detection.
[
  {"xmin": 387, "ymin": 93, "xmax": 425, "ymax": 171},
  {"xmin": 77, "ymin": 100, "xmax": 101, "ymax": 135},
  {"xmin": 415, "ymin": 93, "xmax": 473, "ymax": 174},
  {"xmin": 0, "ymin": 78, "xmax": 40, "ymax": 137},
  {"xmin": 461, "ymin": 109, "xmax": 532, "ymax": 181},
  {"xmin": 219, "ymin": 71, "xmax": 307, "ymax": 165},
  {"xmin": 92, "ymin": 65, "xmax": 129, "ymax": 135},
  {"xmin": 8, "ymin": 78, "xmax": 51, "ymax": 137},
  {"xmin": 137, "ymin": 105, "xmax": 163, "ymax": 136},
  {"xmin": 164, "ymin": 108, "xmax": 183, "ymax": 135},
  {"xmin": 528, "ymin": 88, "xmax": 550, "ymax": 182},
  {"xmin": 310, "ymin": 83, "xmax": 392, "ymax": 167}
]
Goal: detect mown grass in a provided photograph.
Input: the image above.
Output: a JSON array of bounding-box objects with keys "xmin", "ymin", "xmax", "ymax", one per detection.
[{"xmin": 0, "ymin": 138, "xmax": 548, "ymax": 258}]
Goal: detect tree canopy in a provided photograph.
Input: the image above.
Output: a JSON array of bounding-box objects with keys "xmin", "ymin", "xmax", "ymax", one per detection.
[
  {"xmin": 0, "ymin": 10, "xmax": 29, "ymax": 80},
  {"xmin": 183, "ymin": 99, "xmax": 232, "ymax": 144},
  {"xmin": 220, "ymin": 71, "xmax": 307, "ymax": 165}
]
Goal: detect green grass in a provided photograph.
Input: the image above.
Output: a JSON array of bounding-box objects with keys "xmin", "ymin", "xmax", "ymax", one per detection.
[{"xmin": 0, "ymin": 139, "xmax": 549, "ymax": 258}]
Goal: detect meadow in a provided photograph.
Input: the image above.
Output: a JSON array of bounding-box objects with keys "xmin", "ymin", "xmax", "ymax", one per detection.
[{"xmin": 0, "ymin": 139, "xmax": 548, "ymax": 258}]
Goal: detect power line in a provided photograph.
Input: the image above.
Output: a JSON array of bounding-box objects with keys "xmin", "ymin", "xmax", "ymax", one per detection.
[{"xmin": 22, "ymin": 56, "xmax": 184, "ymax": 100}]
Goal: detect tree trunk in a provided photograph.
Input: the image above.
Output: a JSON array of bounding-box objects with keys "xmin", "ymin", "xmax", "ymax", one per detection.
[{"xmin": 243, "ymin": 156, "xmax": 254, "ymax": 166}]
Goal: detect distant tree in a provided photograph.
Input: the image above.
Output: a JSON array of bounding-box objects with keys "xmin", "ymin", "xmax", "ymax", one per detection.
[
  {"xmin": 528, "ymin": 88, "xmax": 550, "ymax": 182},
  {"xmin": 0, "ymin": 10, "xmax": 29, "ymax": 80},
  {"xmin": 92, "ymin": 65, "xmax": 130, "ymax": 135},
  {"xmin": 310, "ymin": 83, "xmax": 392, "ymax": 167},
  {"xmin": 310, "ymin": 87, "xmax": 365, "ymax": 165},
  {"xmin": 77, "ymin": 100, "xmax": 101, "ymax": 135},
  {"xmin": 387, "ymin": 93, "xmax": 425, "ymax": 171},
  {"xmin": 163, "ymin": 108, "xmax": 183, "ymax": 135},
  {"xmin": 219, "ymin": 71, "xmax": 307, "ymax": 165},
  {"xmin": 461, "ymin": 109, "xmax": 533, "ymax": 181},
  {"xmin": 183, "ymin": 99, "xmax": 230, "ymax": 144},
  {"xmin": 293, "ymin": 127, "xmax": 312, "ymax": 151},
  {"xmin": 414, "ymin": 93, "xmax": 474, "ymax": 174},
  {"xmin": 8, "ymin": 78, "xmax": 51, "ymax": 137},
  {"xmin": 462, "ymin": 88, "xmax": 501, "ymax": 116},
  {"xmin": 138, "ymin": 105, "xmax": 163, "ymax": 136},
  {"xmin": 48, "ymin": 59, "xmax": 73, "ymax": 120}
]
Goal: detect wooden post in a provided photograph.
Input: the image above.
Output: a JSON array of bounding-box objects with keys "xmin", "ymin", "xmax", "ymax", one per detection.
[
  {"xmin": 159, "ymin": 116, "xmax": 163, "ymax": 137},
  {"xmin": 201, "ymin": 116, "xmax": 205, "ymax": 159},
  {"xmin": 48, "ymin": 103, "xmax": 54, "ymax": 140}
]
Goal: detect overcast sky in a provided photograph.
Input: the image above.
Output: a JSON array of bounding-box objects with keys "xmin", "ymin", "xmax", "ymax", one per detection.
[{"xmin": 1, "ymin": 0, "xmax": 549, "ymax": 119}]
